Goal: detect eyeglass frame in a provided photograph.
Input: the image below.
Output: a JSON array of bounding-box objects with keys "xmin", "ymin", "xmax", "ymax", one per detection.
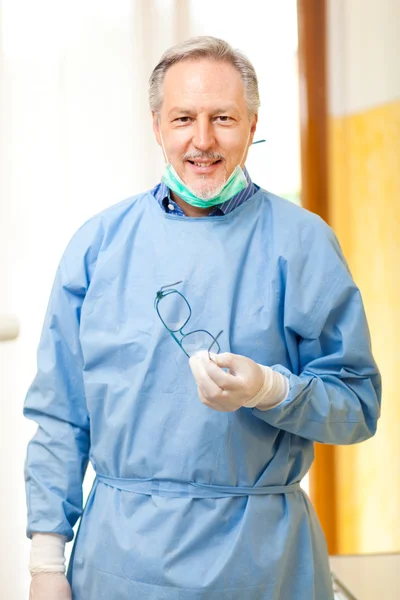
[{"xmin": 154, "ymin": 281, "xmax": 223, "ymax": 359}]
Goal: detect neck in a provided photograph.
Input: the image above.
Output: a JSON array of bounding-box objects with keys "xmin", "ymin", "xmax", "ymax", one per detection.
[{"xmin": 170, "ymin": 191, "xmax": 214, "ymax": 217}]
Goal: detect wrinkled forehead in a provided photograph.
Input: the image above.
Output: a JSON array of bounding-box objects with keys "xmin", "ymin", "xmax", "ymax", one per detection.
[{"xmin": 161, "ymin": 58, "xmax": 247, "ymax": 114}]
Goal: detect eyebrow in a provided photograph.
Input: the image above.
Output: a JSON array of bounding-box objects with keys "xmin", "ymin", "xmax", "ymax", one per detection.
[{"xmin": 168, "ymin": 106, "xmax": 238, "ymax": 117}]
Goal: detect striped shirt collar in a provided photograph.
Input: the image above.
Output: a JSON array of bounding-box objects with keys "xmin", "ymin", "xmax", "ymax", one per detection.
[{"xmin": 152, "ymin": 167, "xmax": 258, "ymax": 216}]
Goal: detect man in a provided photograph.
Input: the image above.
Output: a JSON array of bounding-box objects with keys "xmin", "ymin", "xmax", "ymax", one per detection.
[{"xmin": 25, "ymin": 36, "xmax": 381, "ymax": 599}]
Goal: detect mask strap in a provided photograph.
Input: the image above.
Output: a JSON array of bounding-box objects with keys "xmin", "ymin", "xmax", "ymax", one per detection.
[
  {"xmin": 158, "ymin": 118, "xmax": 169, "ymax": 163},
  {"xmin": 239, "ymin": 130, "xmax": 252, "ymax": 167}
]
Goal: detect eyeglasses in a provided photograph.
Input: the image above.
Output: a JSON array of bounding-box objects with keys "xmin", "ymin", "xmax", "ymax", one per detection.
[{"xmin": 154, "ymin": 281, "xmax": 223, "ymax": 358}]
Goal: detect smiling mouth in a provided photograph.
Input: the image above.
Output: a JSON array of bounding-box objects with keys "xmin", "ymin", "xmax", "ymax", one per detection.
[{"xmin": 187, "ymin": 159, "xmax": 222, "ymax": 168}]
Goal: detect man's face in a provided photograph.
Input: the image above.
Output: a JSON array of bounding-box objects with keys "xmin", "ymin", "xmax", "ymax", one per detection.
[{"xmin": 153, "ymin": 59, "xmax": 257, "ymax": 200}]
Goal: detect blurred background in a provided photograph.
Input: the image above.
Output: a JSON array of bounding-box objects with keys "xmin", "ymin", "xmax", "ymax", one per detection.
[{"xmin": 0, "ymin": 0, "xmax": 399, "ymax": 598}]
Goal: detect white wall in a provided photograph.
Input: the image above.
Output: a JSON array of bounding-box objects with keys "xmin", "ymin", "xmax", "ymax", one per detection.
[
  {"xmin": 189, "ymin": 0, "xmax": 301, "ymax": 199},
  {"xmin": 327, "ymin": 0, "xmax": 400, "ymax": 117},
  {"xmin": 0, "ymin": 2, "xmax": 176, "ymax": 596}
]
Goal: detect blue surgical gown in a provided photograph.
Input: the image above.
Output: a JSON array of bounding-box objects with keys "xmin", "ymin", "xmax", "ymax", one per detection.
[{"xmin": 24, "ymin": 189, "xmax": 381, "ymax": 599}]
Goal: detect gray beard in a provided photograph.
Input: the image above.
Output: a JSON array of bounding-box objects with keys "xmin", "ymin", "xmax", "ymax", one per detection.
[{"xmin": 186, "ymin": 173, "xmax": 227, "ymax": 201}]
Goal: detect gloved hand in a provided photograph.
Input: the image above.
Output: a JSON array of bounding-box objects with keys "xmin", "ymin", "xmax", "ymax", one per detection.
[
  {"xmin": 189, "ymin": 351, "xmax": 289, "ymax": 412},
  {"xmin": 29, "ymin": 572, "xmax": 72, "ymax": 600}
]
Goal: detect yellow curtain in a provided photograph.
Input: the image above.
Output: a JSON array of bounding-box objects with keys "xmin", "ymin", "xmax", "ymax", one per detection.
[{"xmin": 329, "ymin": 100, "xmax": 400, "ymax": 553}]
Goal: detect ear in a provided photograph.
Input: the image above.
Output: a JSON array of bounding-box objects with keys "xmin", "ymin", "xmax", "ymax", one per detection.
[
  {"xmin": 152, "ymin": 112, "xmax": 162, "ymax": 148},
  {"xmin": 249, "ymin": 114, "xmax": 258, "ymax": 145}
]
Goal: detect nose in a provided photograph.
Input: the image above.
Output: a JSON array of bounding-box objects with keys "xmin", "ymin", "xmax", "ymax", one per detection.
[{"xmin": 192, "ymin": 117, "xmax": 215, "ymax": 151}]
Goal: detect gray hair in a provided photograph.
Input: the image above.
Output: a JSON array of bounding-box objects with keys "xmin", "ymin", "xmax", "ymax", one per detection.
[{"xmin": 149, "ymin": 36, "xmax": 260, "ymax": 119}]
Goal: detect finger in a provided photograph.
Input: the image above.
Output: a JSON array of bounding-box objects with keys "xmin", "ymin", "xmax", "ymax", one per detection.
[
  {"xmin": 189, "ymin": 354, "xmax": 224, "ymax": 399},
  {"xmin": 203, "ymin": 356, "xmax": 240, "ymax": 391},
  {"xmin": 198, "ymin": 388, "xmax": 232, "ymax": 412},
  {"xmin": 198, "ymin": 372, "xmax": 225, "ymax": 401},
  {"xmin": 189, "ymin": 354, "xmax": 208, "ymax": 381},
  {"xmin": 209, "ymin": 352, "xmax": 240, "ymax": 375},
  {"xmin": 189, "ymin": 353, "xmax": 218, "ymax": 388},
  {"xmin": 192, "ymin": 351, "xmax": 239, "ymax": 391}
]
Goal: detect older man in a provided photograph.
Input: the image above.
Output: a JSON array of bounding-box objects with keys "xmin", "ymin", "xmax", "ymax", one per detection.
[{"xmin": 25, "ymin": 36, "xmax": 381, "ymax": 599}]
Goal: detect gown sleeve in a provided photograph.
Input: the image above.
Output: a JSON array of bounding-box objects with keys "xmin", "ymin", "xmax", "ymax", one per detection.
[
  {"xmin": 24, "ymin": 218, "xmax": 103, "ymax": 541},
  {"xmin": 252, "ymin": 218, "xmax": 382, "ymax": 445}
]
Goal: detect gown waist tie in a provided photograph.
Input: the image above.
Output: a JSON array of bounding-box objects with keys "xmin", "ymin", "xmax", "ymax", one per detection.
[{"xmin": 95, "ymin": 473, "xmax": 301, "ymax": 498}]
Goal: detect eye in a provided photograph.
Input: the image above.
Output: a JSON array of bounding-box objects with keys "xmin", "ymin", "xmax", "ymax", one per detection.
[
  {"xmin": 214, "ymin": 116, "xmax": 233, "ymax": 123},
  {"xmin": 174, "ymin": 117, "xmax": 193, "ymax": 124}
]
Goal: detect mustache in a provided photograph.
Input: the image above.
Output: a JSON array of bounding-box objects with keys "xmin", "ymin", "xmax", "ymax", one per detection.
[{"xmin": 182, "ymin": 151, "xmax": 225, "ymax": 161}]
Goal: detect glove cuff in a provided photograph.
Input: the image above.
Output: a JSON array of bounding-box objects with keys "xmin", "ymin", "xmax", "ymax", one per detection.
[
  {"xmin": 243, "ymin": 365, "xmax": 289, "ymax": 410},
  {"xmin": 29, "ymin": 533, "xmax": 67, "ymax": 576}
]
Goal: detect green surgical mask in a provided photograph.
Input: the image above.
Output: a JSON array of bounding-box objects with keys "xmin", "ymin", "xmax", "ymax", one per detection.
[
  {"xmin": 161, "ymin": 162, "xmax": 248, "ymax": 209},
  {"xmin": 159, "ymin": 128, "xmax": 250, "ymax": 209}
]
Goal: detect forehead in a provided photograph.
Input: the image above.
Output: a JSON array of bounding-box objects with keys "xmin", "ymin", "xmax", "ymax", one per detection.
[{"xmin": 162, "ymin": 58, "xmax": 246, "ymax": 111}]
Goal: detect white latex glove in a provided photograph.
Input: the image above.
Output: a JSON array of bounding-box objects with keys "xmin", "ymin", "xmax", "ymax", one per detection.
[
  {"xmin": 189, "ymin": 351, "xmax": 289, "ymax": 412},
  {"xmin": 29, "ymin": 533, "xmax": 69, "ymax": 598},
  {"xmin": 29, "ymin": 572, "xmax": 72, "ymax": 600},
  {"xmin": 29, "ymin": 533, "xmax": 67, "ymax": 576}
]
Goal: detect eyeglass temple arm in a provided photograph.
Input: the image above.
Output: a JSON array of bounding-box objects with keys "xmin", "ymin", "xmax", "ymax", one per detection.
[
  {"xmin": 208, "ymin": 329, "xmax": 223, "ymax": 361},
  {"xmin": 159, "ymin": 280, "xmax": 182, "ymax": 293}
]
